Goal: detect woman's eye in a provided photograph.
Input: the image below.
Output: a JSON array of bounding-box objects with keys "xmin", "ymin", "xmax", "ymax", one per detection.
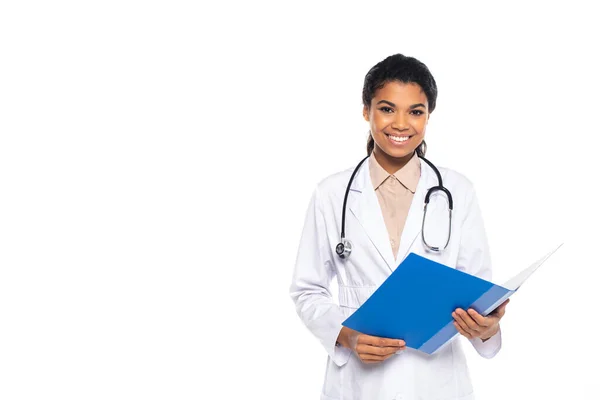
[
  {"xmin": 379, "ymin": 107, "xmax": 393, "ymax": 113},
  {"xmin": 411, "ymin": 110, "xmax": 424, "ymax": 115}
]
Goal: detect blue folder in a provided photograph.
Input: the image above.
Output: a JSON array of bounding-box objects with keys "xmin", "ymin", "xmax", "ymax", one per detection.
[{"xmin": 342, "ymin": 247, "xmax": 561, "ymax": 354}]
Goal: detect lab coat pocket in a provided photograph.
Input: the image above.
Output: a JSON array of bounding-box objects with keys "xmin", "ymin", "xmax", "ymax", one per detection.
[
  {"xmin": 340, "ymin": 305, "xmax": 357, "ymax": 319},
  {"xmin": 339, "ymin": 285, "xmax": 376, "ymax": 336},
  {"xmin": 338, "ymin": 285, "xmax": 377, "ymax": 314}
]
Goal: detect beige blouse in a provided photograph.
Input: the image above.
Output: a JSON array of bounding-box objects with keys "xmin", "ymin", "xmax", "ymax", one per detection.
[{"xmin": 368, "ymin": 152, "xmax": 421, "ymax": 260}]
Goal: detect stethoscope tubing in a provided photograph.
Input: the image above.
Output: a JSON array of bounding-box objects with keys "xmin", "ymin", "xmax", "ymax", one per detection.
[{"xmin": 336, "ymin": 151, "xmax": 453, "ymax": 258}]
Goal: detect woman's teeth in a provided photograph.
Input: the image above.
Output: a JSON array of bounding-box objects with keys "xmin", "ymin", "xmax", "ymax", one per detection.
[{"xmin": 388, "ymin": 134, "xmax": 410, "ymax": 142}]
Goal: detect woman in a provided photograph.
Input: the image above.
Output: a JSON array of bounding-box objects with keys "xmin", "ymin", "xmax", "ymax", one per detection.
[{"xmin": 289, "ymin": 54, "xmax": 509, "ymax": 400}]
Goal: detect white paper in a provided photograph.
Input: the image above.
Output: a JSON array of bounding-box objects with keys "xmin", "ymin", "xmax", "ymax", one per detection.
[{"xmin": 501, "ymin": 243, "xmax": 563, "ymax": 291}]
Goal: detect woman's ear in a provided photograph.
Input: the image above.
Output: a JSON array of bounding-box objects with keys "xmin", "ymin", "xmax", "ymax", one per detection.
[{"xmin": 363, "ymin": 105, "xmax": 370, "ymax": 121}]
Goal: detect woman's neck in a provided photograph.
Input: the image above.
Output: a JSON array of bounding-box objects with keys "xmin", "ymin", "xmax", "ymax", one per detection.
[{"xmin": 373, "ymin": 146, "xmax": 415, "ymax": 175}]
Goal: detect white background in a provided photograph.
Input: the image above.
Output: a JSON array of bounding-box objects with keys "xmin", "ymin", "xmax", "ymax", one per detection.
[{"xmin": 1, "ymin": 1, "xmax": 599, "ymax": 399}]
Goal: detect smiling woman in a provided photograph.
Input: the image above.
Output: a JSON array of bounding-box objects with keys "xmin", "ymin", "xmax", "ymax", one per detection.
[
  {"xmin": 365, "ymin": 82, "xmax": 428, "ymax": 158},
  {"xmin": 362, "ymin": 55, "xmax": 437, "ymax": 173},
  {"xmin": 289, "ymin": 53, "xmax": 509, "ymax": 400}
]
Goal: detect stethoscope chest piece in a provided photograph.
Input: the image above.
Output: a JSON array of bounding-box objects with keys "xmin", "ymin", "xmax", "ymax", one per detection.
[{"xmin": 335, "ymin": 239, "xmax": 352, "ymax": 259}]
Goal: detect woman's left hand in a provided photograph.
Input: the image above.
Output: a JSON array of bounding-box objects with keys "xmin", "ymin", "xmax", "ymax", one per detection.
[{"xmin": 452, "ymin": 299, "xmax": 510, "ymax": 341}]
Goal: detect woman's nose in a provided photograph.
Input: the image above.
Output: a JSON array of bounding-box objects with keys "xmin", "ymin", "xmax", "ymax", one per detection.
[{"xmin": 391, "ymin": 113, "xmax": 409, "ymax": 130}]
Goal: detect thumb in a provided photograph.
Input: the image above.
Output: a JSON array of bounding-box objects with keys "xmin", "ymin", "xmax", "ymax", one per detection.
[
  {"xmin": 490, "ymin": 299, "xmax": 509, "ymax": 318},
  {"xmin": 497, "ymin": 298, "xmax": 510, "ymax": 317}
]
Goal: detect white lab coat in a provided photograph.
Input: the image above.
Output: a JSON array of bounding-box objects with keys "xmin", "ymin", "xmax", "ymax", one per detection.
[{"xmin": 290, "ymin": 155, "xmax": 502, "ymax": 400}]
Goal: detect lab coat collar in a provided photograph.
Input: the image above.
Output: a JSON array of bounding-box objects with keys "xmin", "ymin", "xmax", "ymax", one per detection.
[{"xmin": 349, "ymin": 153, "xmax": 439, "ymax": 273}]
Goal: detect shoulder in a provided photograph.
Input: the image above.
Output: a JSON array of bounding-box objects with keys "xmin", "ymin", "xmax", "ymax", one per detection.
[
  {"xmin": 436, "ymin": 164, "xmax": 475, "ymax": 192},
  {"xmin": 433, "ymin": 164, "xmax": 482, "ymax": 212},
  {"xmin": 316, "ymin": 166, "xmax": 354, "ymax": 193},
  {"xmin": 433, "ymin": 164, "xmax": 480, "ymax": 209},
  {"xmin": 306, "ymin": 164, "xmax": 356, "ymax": 208}
]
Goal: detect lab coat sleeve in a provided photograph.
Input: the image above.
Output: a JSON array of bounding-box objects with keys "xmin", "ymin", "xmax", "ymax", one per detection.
[
  {"xmin": 289, "ymin": 186, "xmax": 352, "ymax": 367},
  {"xmin": 456, "ymin": 183, "xmax": 502, "ymax": 359}
]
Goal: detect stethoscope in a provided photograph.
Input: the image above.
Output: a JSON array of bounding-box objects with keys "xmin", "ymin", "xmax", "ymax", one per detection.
[{"xmin": 335, "ymin": 152, "xmax": 453, "ymax": 259}]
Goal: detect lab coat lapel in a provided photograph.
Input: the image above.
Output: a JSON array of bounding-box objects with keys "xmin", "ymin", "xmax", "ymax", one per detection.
[
  {"xmin": 348, "ymin": 158, "xmax": 396, "ymax": 272},
  {"xmin": 396, "ymin": 158, "xmax": 439, "ymax": 264}
]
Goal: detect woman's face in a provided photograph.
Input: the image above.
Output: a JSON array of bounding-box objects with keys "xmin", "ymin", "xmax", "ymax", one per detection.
[{"xmin": 363, "ymin": 80, "xmax": 429, "ymax": 163}]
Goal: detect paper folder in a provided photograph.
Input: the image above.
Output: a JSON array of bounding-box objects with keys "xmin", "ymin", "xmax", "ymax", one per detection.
[{"xmin": 342, "ymin": 244, "xmax": 563, "ymax": 355}]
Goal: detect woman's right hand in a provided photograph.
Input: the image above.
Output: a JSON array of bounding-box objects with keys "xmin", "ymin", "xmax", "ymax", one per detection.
[{"xmin": 337, "ymin": 326, "xmax": 406, "ymax": 364}]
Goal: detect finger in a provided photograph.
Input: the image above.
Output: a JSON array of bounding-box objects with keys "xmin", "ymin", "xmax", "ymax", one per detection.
[
  {"xmin": 359, "ymin": 353, "xmax": 386, "ymax": 362},
  {"xmin": 452, "ymin": 312, "xmax": 472, "ymax": 335},
  {"xmin": 378, "ymin": 345, "xmax": 405, "ymax": 355},
  {"xmin": 453, "ymin": 321, "xmax": 473, "ymax": 339},
  {"xmin": 455, "ymin": 309, "xmax": 482, "ymax": 333},
  {"xmin": 356, "ymin": 344, "xmax": 404, "ymax": 356},
  {"xmin": 490, "ymin": 299, "xmax": 510, "ymax": 316},
  {"xmin": 356, "ymin": 344, "xmax": 385, "ymax": 357},
  {"xmin": 357, "ymin": 334, "xmax": 405, "ymax": 348},
  {"xmin": 453, "ymin": 310, "xmax": 475, "ymax": 334},
  {"xmin": 467, "ymin": 308, "xmax": 491, "ymax": 327},
  {"xmin": 360, "ymin": 351, "xmax": 400, "ymax": 364},
  {"xmin": 381, "ymin": 352, "xmax": 398, "ymax": 361},
  {"xmin": 496, "ymin": 299, "xmax": 510, "ymax": 317},
  {"xmin": 357, "ymin": 335, "xmax": 405, "ymax": 348}
]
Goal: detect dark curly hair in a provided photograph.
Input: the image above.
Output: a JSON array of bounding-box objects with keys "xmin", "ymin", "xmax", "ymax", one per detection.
[{"xmin": 363, "ymin": 54, "xmax": 438, "ymax": 156}]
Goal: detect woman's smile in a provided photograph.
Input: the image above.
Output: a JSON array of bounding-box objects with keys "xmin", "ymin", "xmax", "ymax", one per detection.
[{"xmin": 385, "ymin": 132, "xmax": 415, "ymax": 146}]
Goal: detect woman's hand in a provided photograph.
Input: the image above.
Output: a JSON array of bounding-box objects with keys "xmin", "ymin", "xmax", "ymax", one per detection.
[
  {"xmin": 452, "ymin": 299, "xmax": 510, "ymax": 341},
  {"xmin": 337, "ymin": 326, "xmax": 406, "ymax": 364}
]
